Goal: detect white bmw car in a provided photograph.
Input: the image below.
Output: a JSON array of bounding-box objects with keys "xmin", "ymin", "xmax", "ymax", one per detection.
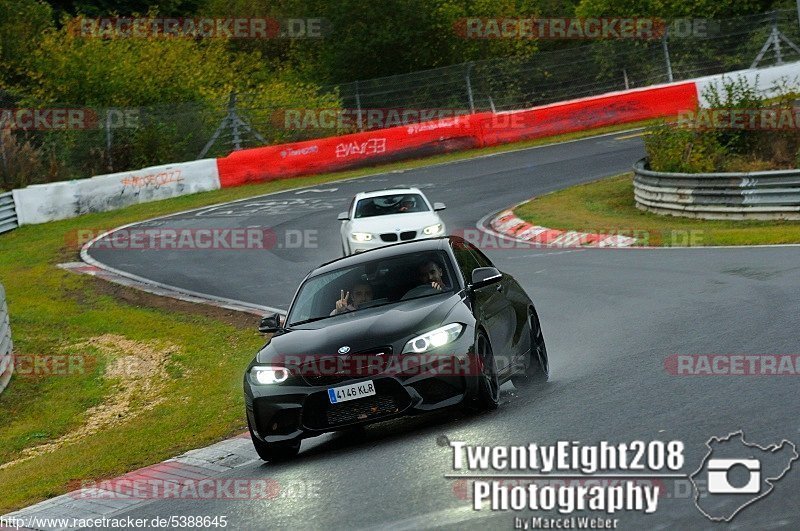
[{"xmin": 338, "ymin": 188, "xmax": 447, "ymax": 255}]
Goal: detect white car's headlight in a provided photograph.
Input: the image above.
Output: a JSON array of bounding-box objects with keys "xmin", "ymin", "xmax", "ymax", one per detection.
[
  {"xmin": 422, "ymin": 224, "xmax": 443, "ymax": 235},
  {"xmin": 250, "ymin": 366, "xmax": 289, "ymax": 385},
  {"xmin": 402, "ymin": 323, "xmax": 464, "ymax": 354},
  {"xmin": 351, "ymin": 232, "xmax": 373, "ymax": 242}
]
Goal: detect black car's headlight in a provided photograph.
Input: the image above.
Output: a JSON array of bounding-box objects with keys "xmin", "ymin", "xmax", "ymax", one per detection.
[
  {"xmin": 402, "ymin": 323, "xmax": 465, "ymax": 354},
  {"xmin": 250, "ymin": 366, "xmax": 290, "ymax": 385}
]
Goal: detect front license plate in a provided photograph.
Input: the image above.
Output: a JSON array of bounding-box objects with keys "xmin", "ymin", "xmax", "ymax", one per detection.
[{"xmin": 328, "ymin": 380, "xmax": 376, "ymax": 404}]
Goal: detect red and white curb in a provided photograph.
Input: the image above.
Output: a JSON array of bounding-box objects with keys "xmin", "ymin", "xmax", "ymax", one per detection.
[
  {"xmin": 1, "ymin": 433, "xmax": 259, "ymax": 531},
  {"xmin": 490, "ymin": 210, "xmax": 638, "ymax": 248}
]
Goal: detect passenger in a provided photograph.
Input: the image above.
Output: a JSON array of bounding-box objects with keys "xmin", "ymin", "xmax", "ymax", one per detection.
[{"xmin": 331, "ymin": 282, "xmax": 374, "ymax": 315}]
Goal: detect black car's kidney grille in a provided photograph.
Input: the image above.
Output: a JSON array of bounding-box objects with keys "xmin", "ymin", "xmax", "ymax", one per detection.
[
  {"xmin": 400, "ymin": 231, "xmax": 416, "ymax": 241},
  {"xmin": 302, "ymin": 372, "xmax": 349, "ymax": 387},
  {"xmin": 380, "ymin": 233, "xmax": 399, "ymax": 242},
  {"xmin": 298, "ymin": 349, "xmax": 392, "ymax": 387}
]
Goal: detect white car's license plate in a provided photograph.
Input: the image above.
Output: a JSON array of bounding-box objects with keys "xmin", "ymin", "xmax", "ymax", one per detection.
[{"xmin": 328, "ymin": 380, "xmax": 376, "ymax": 404}]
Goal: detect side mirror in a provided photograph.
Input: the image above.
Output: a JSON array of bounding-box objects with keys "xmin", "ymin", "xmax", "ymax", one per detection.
[
  {"xmin": 337, "ymin": 212, "xmax": 350, "ymax": 221},
  {"xmin": 433, "ymin": 202, "xmax": 446, "ymax": 211},
  {"xmin": 258, "ymin": 314, "xmax": 282, "ymax": 333},
  {"xmin": 470, "ymin": 267, "xmax": 502, "ymax": 289}
]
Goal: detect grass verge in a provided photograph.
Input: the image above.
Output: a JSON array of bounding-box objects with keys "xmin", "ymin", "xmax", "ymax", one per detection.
[
  {"xmin": 0, "ymin": 120, "xmax": 654, "ymax": 513},
  {"xmin": 514, "ymin": 173, "xmax": 800, "ymax": 246}
]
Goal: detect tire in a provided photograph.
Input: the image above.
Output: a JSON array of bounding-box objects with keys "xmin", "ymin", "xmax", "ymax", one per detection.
[
  {"xmin": 248, "ymin": 417, "xmax": 300, "ymax": 462},
  {"xmin": 511, "ymin": 308, "xmax": 549, "ymax": 388},
  {"xmin": 464, "ymin": 332, "xmax": 500, "ymax": 411}
]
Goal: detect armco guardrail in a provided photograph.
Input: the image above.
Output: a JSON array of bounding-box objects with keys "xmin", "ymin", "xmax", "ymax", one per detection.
[
  {"xmin": 633, "ymin": 159, "xmax": 800, "ymax": 220},
  {"xmin": 0, "ymin": 192, "xmax": 18, "ymax": 234},
  {"xmin": 0, "ymin": 281, "xmax": 13, "ymax": 395}
]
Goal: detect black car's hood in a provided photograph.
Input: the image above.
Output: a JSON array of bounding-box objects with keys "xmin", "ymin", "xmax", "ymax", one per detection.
[{"xmin": 257, "ymin": 293, "xmax": 462, "ymax": 363}]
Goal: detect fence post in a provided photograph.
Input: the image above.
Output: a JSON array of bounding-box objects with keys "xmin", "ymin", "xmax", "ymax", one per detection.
[
  {"xmin": 0, "ymin": 130, "xmax": 8, "ymax": 186},
  {"xmin": 229, "ymin": 92, "xmax": 242, "ymax": 151},
  {"xmin": 198, "ymin": 91, "xmax": 267, "ymax": 159},
  {"xmin": 465, "ymin": 62, "xmax": 475, "ymax": 113},
  {"xmin": 105, "ymin": 109, "xmax": 114, "ymax": 172},
  {"xmin": 773, "ymin": 13, "xmax": 784, "ymax": 64},
  {"xmin": 355, "ymin": 80, "xmax": 363, "ymax": 131},
  {"xmin": 661, "ymin": 28, "xmax": 674, "ymax": 83}
]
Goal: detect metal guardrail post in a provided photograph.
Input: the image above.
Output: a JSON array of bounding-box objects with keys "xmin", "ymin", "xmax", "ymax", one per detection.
[{"xmin": 0, "ymin": 281, "xmax": 13, "ymax": 395}]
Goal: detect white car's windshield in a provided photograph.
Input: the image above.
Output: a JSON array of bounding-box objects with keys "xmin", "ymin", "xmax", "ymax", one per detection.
[
  {"xmin": 354, "ymin": 194, "xmax": 430, "ymax": 218},
  {"xmin": 287, "ymin": 250, "xmax": 455, "ymax": 325}
]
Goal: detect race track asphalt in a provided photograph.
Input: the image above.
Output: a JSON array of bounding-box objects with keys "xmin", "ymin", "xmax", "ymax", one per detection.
[{"xmin": 84, "ymin": 131, "xmax": 800, "ymax": 529}]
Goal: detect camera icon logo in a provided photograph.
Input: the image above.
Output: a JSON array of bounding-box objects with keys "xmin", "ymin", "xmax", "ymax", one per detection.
[{"xmin": 707, "ymin": 458, "xmax": 761, "ymax": 494}]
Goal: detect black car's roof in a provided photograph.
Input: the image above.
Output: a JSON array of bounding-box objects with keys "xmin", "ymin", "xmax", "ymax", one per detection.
[{"xmin": 312, "ymin": 236, "xmax": 457, "ymax": 276}]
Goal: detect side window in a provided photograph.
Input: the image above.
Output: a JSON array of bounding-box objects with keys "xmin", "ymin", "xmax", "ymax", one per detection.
[
  {"xmin": 466, "ymin": 243, "xmax": 494, "ymax": 268},
  {"xmin": 451, "ymin": 244, "xmax": 481, "ymax": 285}
]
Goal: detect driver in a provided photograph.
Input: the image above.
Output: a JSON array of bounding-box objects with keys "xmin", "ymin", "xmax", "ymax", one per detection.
[
  {"xmin": 417, "ymin": 260, "xmax": 448, "ymax": 291},
  {"xmin": 331, "ymin": 282, "xmax": 374, "ymax": 315},
  {"xmin": 397, "ymin": 197, "xmax": 415, "ymax": 213}
]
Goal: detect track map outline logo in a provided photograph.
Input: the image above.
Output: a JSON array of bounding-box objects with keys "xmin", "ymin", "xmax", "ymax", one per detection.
[{"xmin": 689, "ymin": 431, "xmax": 798, "ymax": 522}]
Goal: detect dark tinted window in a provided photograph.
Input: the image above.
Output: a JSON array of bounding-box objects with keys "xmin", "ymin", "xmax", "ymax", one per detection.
[
  {"xmin": 451, "ymin": 243, "xmax": 482, "ymax": 284},
  {"xmin": 467, "ymin": 243, "xmax": 493, "ymax": 268}
]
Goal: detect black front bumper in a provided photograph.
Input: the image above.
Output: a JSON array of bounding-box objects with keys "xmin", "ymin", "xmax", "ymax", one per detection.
[{"xmin": 244, "ymin": 336, "xmax": 474, "ymax": 444}]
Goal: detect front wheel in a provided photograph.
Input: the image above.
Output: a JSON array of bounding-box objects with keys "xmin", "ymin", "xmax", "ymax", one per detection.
[
  {"xmin": 511, "ymin": 308, "xmax": 549, "ymax": 388},
  {"xmin": 464, "ymin": 332, "xmax": 500, "ymax": 411},
  {"xmin": 248, "ymin": 417, "xmax": 300, "ymax": 462}
]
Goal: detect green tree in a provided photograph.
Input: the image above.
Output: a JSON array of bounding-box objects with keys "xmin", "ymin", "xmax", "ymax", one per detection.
[{"xmin": 0, "ymin": 0, "xmax": 54, "ymax": 87}]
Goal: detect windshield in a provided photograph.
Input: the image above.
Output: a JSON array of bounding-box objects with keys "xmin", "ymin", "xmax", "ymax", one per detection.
[
  {"xmin": 354, "ymin": 193, "xmax": 430, "ymax": 218},
  {"xmin": 287, "ymin": 250, "xmax": 455, "ymax": 325}
]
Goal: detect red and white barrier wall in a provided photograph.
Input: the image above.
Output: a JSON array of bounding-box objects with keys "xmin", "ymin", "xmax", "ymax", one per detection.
[{"xmin": 9, "ymin": 62, "xmax": 799, "ymax": 225}]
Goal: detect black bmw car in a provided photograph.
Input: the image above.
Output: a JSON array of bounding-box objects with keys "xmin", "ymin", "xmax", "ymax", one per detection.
[{"xmin": 244, "ymin": 236, "xmax": 549, "ymax": 460}]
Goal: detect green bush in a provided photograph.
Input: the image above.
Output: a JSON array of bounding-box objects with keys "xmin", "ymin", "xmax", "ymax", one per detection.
[
  {"xmin": 646, "ymin": 75, "xmax": 800, "ymax": 172},
  {"xmin": 645, "ymin": 124, "xmax": 723, "ymax": 173}
]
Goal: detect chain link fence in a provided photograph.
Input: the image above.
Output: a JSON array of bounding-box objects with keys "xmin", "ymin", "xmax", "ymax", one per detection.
[{"xmin": 1, "ymin": 9, "xmax": 799, "ymax": 191}]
